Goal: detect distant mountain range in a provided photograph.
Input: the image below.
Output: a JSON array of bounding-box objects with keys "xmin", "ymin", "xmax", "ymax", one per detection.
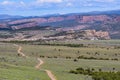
[
  {"xmin": 0, "ymin": 10, "xmax": 120, "ymax": 39},
  {"xmin": 0, "ymin": 10, "xmax": 120, "ymax": 19},
  {"xmin": 0, "ymin": 14, "xmax": 24, "ymax": 20}
]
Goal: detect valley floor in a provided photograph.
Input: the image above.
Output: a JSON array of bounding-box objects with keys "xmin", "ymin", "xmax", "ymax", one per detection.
[{"xmin": 0, "ymin": 41, "xmax": 120, "ymax": 80}]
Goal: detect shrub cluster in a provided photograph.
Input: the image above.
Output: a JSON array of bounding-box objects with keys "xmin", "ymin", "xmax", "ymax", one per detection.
[
  {"xmin": 77, "ymin": 56, "xmax": 118, "ymax": 61},
  {"xmin": 69, "ymin": 67, "xmax": 120, "ymax": 80}
]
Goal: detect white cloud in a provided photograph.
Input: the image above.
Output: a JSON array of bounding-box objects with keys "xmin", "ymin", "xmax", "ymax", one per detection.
[
  {"xmin": 20, "ymin": 1, "xmax": 26, "ymax": 6},
  {"xmin": 36, "ymin": 0, "xmax": 63, "ymax": 3},
  {"xmin": 1, "ymin": 1, "xmax": 14, "ymax": 5},
  {"xmin": 66, "ymin": 3, "xmax": 73, "ymax": 7}
]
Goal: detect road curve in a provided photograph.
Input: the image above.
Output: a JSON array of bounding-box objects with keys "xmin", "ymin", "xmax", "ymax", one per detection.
[
  {"xmin": 35, "ymin": 58, "xmax": 57, "ymax": 80},
  {"xmin": 14, "ymin": 44, "xmax": 27, "ymax": 57},
  {"xmin": 35, "ymin": 58, "xmax": 44, "ymax": 69},
  {"xmin": 14, "ymin": 44, "xmax": 57, "ymax": 80}
]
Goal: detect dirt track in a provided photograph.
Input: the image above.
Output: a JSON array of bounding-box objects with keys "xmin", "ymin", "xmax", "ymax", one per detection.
[
  {"xmin": 14, "ymin": 44, "xmax": 57, "ymax": 80},
  {"xmin": 35, "ymin": 58, "xmax": 57, "ymax": 80},
  {"xmin": 35, "ymin": 58, "xmax": 44, "ymax": 69},
  {"xmin": 45, "ymin": 70, "xmax": 57, "ymax": 80},
  {"xmin": 14, "ymin": 44, "xmax": 27, "ymax": 57}
]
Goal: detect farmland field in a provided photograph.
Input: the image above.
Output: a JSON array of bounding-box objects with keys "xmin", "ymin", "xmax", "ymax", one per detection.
[{"xmin": 0, "ymin": 40, "xmax": 120, "ymax": 80}]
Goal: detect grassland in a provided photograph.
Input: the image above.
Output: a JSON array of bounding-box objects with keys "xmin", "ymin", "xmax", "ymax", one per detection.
[
  {"xmin": 0, "ymin": 43, "xmax": 50, "ymax": 80},
  {"xmin": 0, "ymin": 40, "xmax": 120, "ymax": 80}
]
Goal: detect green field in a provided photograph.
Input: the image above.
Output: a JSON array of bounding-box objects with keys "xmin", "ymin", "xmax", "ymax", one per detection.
[
  {"xmin": 0, "ymin": 43, "xmax": 50, "ymax": 80},
  {"xmin": 0, "ymin": 40, "xmax": 120, "ymax": 80}
]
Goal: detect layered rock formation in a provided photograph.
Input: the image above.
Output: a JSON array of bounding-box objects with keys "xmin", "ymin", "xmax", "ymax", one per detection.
[
  {"xmin": 0, "ymin": 13, "xmax": 120, "ymax": 39},
  {"xmin": 0, "ymin": 14, "xmax": 120, "ymax": 31},
  {"xmin": 84, "ymin": 30, "xmax": 110, "ymax": 40},
  {"xmin": 47, "ymin": 30, "xmax": 110, "ymax": 40}
]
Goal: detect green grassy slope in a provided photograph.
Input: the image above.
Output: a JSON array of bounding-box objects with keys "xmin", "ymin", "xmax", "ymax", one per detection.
[
  {"xmin": 0, "ymin": 41, "xmax": 120, "ymax": 80},
  {"xmin": 0, "ymin": 43, "xmax": 50, "ymax": 80}
]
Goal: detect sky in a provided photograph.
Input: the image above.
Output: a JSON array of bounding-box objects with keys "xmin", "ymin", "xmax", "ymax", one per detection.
[{"xmin": 0, "ymin": 0, "xmax": 120, "ymax": 16}]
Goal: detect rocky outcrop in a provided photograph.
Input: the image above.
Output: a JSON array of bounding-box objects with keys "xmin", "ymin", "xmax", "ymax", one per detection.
[
  {"xmin": 48, "ymin": 17, "xmax": 64, "ymax": 22},
  {"xmin": 7, "ymin": 17, "xmax": 66, "ymax": 30},
  {"xmin": 47, "ymin": 30, "xmax": 110, "ymax": 40},
  {"xmin": 76, "ymin": 15, "xmax": 112, "ymax": 23},
  {"xmin": 0, "ymin": 23, "xmax": 9, "ymax": 29},
  {"xmin": 84, "ymin": 30, "xmax": 110, "ymax": 40},
  {"xmin": 11, "ymin": 22, "xmax": 39, "ymax": 30},
  {"xmin": 0, "ymin": 14, "xmax": 119, "ymax": 31},
  {"xmin": 114, "ymin": 16, "xmax": 120, "ymax": 22},
  {"xmin": 8, "ymin": 18, "xmax": 47, "ymax": 25}
]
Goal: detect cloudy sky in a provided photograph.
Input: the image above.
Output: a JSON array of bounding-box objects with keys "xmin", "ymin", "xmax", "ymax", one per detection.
[{"xmin": 0, "ymin": 0, "xmax": 120, "ymax": 16}]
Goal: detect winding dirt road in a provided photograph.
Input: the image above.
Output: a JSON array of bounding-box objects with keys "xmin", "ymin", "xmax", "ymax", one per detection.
[
  {"xmin": 14, "ymin": 44, "xmax": 26, "ymax": 57},
  {"xmin": 35, "ymin": 58, "xmax": 57, "ymax": 80},
  {"xmin": 14, "ymin": 44, "xmax": 57, "ymax": 80},
  {"xmin": 35, "ymin": 58, "xmax": 44, "ymax": 69},
  {"xmin": 45, "ymin": 70, "xmax": 57, "ymax": 80}
]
